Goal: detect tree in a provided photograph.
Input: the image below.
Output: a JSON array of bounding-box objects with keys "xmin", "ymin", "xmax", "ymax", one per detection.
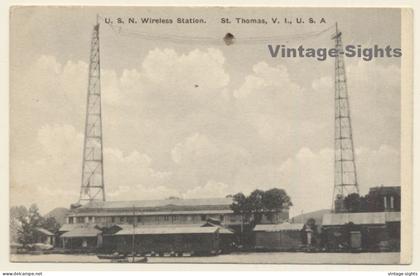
[
  {"xmin": 17, "ymin": 204, "xmax": 43, "ymax": 245},
  {"xmin": 263, "ymin": 188, "xmax": 292, "ymax": 220},
  {"xmin": 231, "ymin": 188, "xmax": 293, "ymax": 225},
  {"xmin": 42, "ymin": 217, "xmax": 61, "ymax": 234},
  {"xmin": 248, "ymin": 190, "xmax": 265, "ymax": 224},
  {"xmin": 231, "ymin": 193, "xmax": 251, "ymax": 220},
  {"xmin": 343, "ymin": 193, "xmax": 362, "ymax": 212},
  {"xmin": 12, "ymin": 204, "xmax": 61, "ymax": 246},
  {"xmin": 343, "ymin": 189, "xmax": 401, "ymax": 213},
  {"xmin": 10, "ymin": 206, "xmax": 28, "ymax": 243},
  {"xmin": 365, "ymin": 191, "xmax": 386, "ymax": 212}
]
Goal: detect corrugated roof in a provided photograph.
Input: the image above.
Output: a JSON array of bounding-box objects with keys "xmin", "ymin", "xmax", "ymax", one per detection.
[
  {"xmin": 60, "ymin": 225, "xmax": 101, "ymax": 238},
  {"xmin": 78, "ymin": 197, "xmax": 233, "ymax": 210},
  {"xmin": 322, "ymin": 212, "xmax": 389, "ymax": 226},
  {"xmin": 70, "ymin": 209, "xmax": 233, "ymax": 217},
  {"xmin": 114, "ymin": 225, "xmax": 220, "ymax": 235},
  {"xmin": 254, "ymin": 223, "xmax": 304, "ymax": 232},
  {"xmin": 35, "ymin": 227, "xmax": 54, "ymax": 236}
]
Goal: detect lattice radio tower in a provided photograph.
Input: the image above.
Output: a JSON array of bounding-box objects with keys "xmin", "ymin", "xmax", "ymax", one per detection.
[
  {"xmin": 79, "ymin": 17, "xmax": 106, "ymax": 203},
  {"xmin": 331, "ymin": 23, "xmax": 359, "ymax": 210}
]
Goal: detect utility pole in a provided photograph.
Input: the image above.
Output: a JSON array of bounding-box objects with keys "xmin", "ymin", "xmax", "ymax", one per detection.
[
  {"xmin": 331, "ymin": 23, "xmax": 359, "ymax": 212},
  {"xmin": 79, "ymin": 17, "xmax": 106, "ymax": 204}
]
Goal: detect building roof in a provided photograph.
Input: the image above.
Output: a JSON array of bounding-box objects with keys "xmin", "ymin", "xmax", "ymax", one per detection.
[
  {"xmin": 254, "ymin": 223, "xmax": 304, "ymax": 232},
  {"xmin": 322, "ymin": 212, "xmax": 401, "ymax": 226},
  {"xmin": 70, "ymin": 209, "xmax": 233, "ymax": 217},
  {"xmin": 60, "ymin": 225, "xmax": 101, "ymax": 238},
  {"xmin": 114, "ymin": 225, "xmax": 220, "ymax": 235},
  {"xmin": 35, "ymin": 227, "xmax": 54, "ymax": 236},
  {"xmin": 70, "ymin": 197, "xmax": 234, "ymax": 215},
  {"xmin": 82, "ymin": 197, "xmax": 232, "ymax": 209},
  {"xmin": 369, "ymin": 186, "xmax": 401, "ymax": 196}
]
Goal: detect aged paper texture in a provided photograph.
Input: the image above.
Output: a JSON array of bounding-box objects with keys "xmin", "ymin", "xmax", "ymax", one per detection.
[{"xmin": 9, "ymin": 6, "xmax": 413, "ymax": 265}]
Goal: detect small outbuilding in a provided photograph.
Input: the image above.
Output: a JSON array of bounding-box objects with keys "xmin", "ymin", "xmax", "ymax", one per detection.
[
  {"xmin": 34, "ymin": 227, "xmax": 55, "ymax": 246},
  {"xmin": 112, "ymin": 225, "xmax": 221, "ymax": 255},
  {"xmin": 254, "ymin": 223, "xmax": 304, "ymax": 251},
  {"xmin": 60, "ymin": 224, "xmax": 102, "ymax": 251},
  {"xmin": 321, "ymin": 212, "xmax": 401, "ymax": 251}
]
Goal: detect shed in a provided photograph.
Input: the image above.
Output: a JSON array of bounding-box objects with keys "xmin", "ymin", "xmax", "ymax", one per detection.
[
  {"xmin": 34, "ymin": 227, "xmax": 55, "ymax": 246},
  {"xmin": 201, "ymin": 221, "xmax": 234, "ymax": 252},
  {"xmin": 112, "ymin": 225, "xmax": 221, "ymax": 255},
  {"xmin": 254, "ymin": 223, "xmax": 304, "ymax": 251},
  {"xmin": 60, "ymin": 225, "xmax": 102, "ymax": 250},
  {"xmin": 321, "ymin": 212, "xmax": 401, "ymax": 251}
]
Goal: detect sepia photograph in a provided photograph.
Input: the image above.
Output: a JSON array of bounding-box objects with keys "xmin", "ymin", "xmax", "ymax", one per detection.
[{"xmin": 8, "ymin": 6, "xmax": 412, "ymax": 265}]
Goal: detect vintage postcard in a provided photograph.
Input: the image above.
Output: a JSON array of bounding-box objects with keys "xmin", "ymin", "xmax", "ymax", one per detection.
[{"xmin": 9, "ymin": 6, "xmax": 412, "ymax": 264}]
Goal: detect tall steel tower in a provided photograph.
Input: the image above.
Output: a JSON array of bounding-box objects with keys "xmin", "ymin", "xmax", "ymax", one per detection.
[
  {"xmin": 331, "ymin": 23, "xmax": 359, "ymax": 211},
  {"xmin": 79, "ymin": 19, "xmax": 106, "ymax": 203}
]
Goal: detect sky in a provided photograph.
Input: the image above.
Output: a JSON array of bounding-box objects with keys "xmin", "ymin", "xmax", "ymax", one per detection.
[{"xmin": 10, "ymin": 7, "xmax": 401, "ymax": 216}]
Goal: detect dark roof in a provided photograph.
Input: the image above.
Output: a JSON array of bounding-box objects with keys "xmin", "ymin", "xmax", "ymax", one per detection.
[{"xmin": 369, "ymin": 186, "xmax": 401, "ymax": 196}]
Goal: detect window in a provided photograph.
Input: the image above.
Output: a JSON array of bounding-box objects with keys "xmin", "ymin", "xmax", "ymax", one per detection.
[
  {"xmin": 137, "ymin": 216, "xmax": 142, "ymax": 223},
  {"xmin": 201, "ymin": 215, "xmax": 207, "ymax": 221},
  {"xmin": 164, "ymin": 215, "xmax": 170, "ymax": 221},
  {"xmin": 120, "ymin": 217, "xmax": 125, "ymax": 223},
  {"xmin": 127, "ymin": 216, "xmax": 134, "ymax": 224},
  {"xmin": 68, "ymin": 217, "xmax": 74, "ymax": 224},
  {"xmin": 111, "ymin": 217, "xmax": 115, "ymax": 223}
]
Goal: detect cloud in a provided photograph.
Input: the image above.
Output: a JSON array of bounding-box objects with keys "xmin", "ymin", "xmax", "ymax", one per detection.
[
  {"xmin": 10, "ymin": 124, "xmax": 173, "ymax": 213},
  {"xmin": 183, "ymin": 180, "xmax": 230, "ymax": 199},
  {"xmin": 234, "ymin": 62, "xmax": 302, "ymax": 99},
  {"xmin": 142, "ymin": 48, "xmax": 229, "ymax": 90},
  {"xmin": 11, "ymin": 124, "xmax": 83, "ymax": 213},
  {"xmin": 167, "ymin": 132, "xmax": 251, "ymax": 193},
  {"xmin": 10, "ymin": 50, "xmax": 401, "ymax": 217},
  {"xmin": 37, "ymin": 124, "xmax": 83, "ymax": 160},
  {"xmin": 279, "ymin": 145, "xmax": 400, "ymax": 217},
  {"xmin": 311, "ymin": 76, "xmax": 333, "ymax": 92},
  {"xmin": 346, "ymin": 60, "xmax": 401, "ymax": 147},
  {"xmin": 103, "ymin": 148, "xmax": 173, "ymax": 201},
  {"xmin": 171, "ymin": 133, "xmax": 219, "ymax": 164}
]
